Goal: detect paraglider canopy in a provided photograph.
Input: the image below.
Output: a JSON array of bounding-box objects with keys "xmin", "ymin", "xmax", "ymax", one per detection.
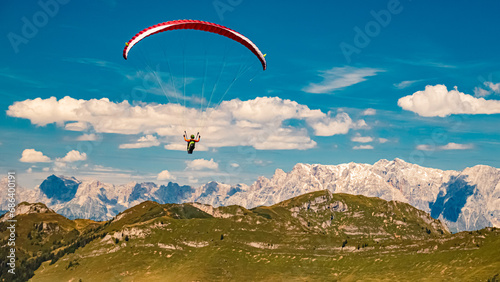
[{"xmin": 123, "ymin": 20, "xmax": 267, "ymax": 70}]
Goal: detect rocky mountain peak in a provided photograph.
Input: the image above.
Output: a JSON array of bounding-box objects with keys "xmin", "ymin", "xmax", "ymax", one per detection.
[
  {"xmin": 39, "ymin": 175, "xmax": 80, "ymax": 203},
  {"xmin": 1, "ymin": 202, "xmax": 54, "ymax": 222}
]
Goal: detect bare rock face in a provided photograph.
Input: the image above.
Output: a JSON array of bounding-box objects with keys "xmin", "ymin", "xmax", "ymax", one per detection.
[{"xmin": 33, "ymin": 222, "xmax": 60, "ymax": 233}]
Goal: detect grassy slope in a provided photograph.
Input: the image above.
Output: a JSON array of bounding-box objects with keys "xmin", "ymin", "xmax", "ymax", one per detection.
[
  {"xmin": 0, "ymin": 206, "xmax": 102, "ymax": 281},
  {"xmin": 31, "ymin": 227, "xmax": 500, "ymax": 281},
  {"xmin": 28, "ymin": 191, "xmax": 500, "ymax": 281}
]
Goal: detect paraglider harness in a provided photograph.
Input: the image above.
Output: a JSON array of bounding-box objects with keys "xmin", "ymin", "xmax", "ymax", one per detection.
[{"xmin": 184, "ymin": 131, "xmax": 200, "ymax": 154}]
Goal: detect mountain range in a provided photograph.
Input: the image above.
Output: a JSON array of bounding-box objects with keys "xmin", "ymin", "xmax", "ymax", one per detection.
[
  {"xmin": 2, "ymin": 158, "xmax": 499, "ymax": 233},
  {"xmin": 2, "ymin": 191, "xmax": 499, "ymax": 281}
]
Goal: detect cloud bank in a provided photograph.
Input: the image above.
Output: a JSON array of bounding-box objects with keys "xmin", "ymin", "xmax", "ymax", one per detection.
[{"xmin": 8, "ymin": 96, "xmax": 365, "ymax": 150}]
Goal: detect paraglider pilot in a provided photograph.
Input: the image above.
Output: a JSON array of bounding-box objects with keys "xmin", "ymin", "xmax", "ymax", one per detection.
[{"xmin": 184, "ymin": 132, "xmax": 200, "ymax": 154}]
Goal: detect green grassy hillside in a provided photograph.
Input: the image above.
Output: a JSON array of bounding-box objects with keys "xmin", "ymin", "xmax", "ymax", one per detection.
[
  {"xmin": 2, "ymin": 191, "xmax": 499, "ymax": 281},
  {"xmin": 0, "ymin": 202, "xmax": 102, "ymax": 281}
]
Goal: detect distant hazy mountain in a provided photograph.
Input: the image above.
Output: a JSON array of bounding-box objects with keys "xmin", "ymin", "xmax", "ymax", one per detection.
[{"xmin": 9, "ymin": 159, "xmax": 500, "ymax": 232}]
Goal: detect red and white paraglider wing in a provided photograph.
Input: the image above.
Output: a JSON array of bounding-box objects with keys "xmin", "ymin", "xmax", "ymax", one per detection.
[{"xmin": 123, "ymin": 20, "xmax": 266, "ymax": 70}]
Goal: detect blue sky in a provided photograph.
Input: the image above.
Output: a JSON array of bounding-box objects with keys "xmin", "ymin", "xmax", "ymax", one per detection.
[{"xmin": 1, "ymin": 0, "xmax": 500, "ymax": 188}]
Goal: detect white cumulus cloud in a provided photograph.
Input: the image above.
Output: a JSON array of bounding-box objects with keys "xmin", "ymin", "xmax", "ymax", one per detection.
[
  {"xmin": 362, "ymin": 108, "xmax": 376, "ymax": 116},
  {"xmin": 398, "ymin": 84, "xmax": 500, "ymax": 117},
  {"xmin": 58, "ymin": 150, "xmax": 87, "ymax": 162},
  {"xmin": 303, "ymin": 66, "xmax": 382, "ymax": 94},
  {"xmin": 7, "ymin": 96, "xmax": 364, "ymax": 150},
  {"xmin": 309, "ymin": 112, "xmax": 365, "ymax": 136},
  {"xmin": 186, "ymin": 158, "xmax": 219, "ymax": 171},
  {"xmin": 20, "ymin": 149, "xmax": 51, "ymax": 163},
  {"xmin": 351, "ymin": 133, "xmax": 373, "ymax": 143},
  {"xmin": 157, "ymin": 170, "xmax": 176, "ymax": 181},
  {"xmin": 119, "ymin": 135, "xmax": 160, "ymax": 149}
]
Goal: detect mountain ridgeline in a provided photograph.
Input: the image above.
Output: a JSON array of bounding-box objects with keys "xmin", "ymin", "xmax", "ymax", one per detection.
[
  {"xmin": 7, "ymin": 159, "xmax": 499, "ymax": 233},
  {"xmin": 1, "ymin": 191, "xmax": 499, "ymax": 281}
]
